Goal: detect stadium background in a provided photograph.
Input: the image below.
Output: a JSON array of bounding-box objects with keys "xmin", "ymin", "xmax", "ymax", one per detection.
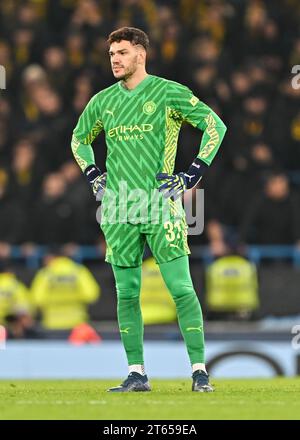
[{"xmin": 0, "ymin": 0, "xmax": 300, "ymax": 380}]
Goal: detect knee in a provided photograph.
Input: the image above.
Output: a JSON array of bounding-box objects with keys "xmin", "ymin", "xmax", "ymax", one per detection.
[
  {"xmin": 167, "ymin": 280, "xmax": 195, "ymax": 300},
  {"xmin": 116, "ymin": 279, "xmax": 140, "ymax": 300}
]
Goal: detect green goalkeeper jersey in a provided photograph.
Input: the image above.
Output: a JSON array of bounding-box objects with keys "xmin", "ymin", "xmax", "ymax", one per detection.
[{"xmin": 72, "ymin": 74, "xmax": 226, "ymax": 220}]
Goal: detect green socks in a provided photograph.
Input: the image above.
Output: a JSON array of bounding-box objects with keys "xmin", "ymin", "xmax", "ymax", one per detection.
[
  {"xmin": 112, "ymin": 264, "xmax": 144, "ymax": 365},
  {"xmin": 112, "ymin": 255, "xmax": 205, "ymax": 367},
  {"xmin": 159, "ymin": 256, "xmax": 205, "ymax": 364}
]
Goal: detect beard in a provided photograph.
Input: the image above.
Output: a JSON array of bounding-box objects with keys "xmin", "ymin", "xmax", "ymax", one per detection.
[{"xmin": 112, "ymin": 57, "xmax": 138, "ymax": 80}]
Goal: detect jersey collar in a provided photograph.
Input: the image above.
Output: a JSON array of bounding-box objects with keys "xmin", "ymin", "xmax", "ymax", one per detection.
[{"xmin": 118, "ymin": 74, "xmax": 153, "ymax": 96}]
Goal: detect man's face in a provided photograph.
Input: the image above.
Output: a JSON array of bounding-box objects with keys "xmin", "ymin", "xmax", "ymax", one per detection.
[
  {"xmin": 109, "ymin": 40, "xmax": 143, "ymax": 80},
  {"xmin": 265, "ymin": 175, "xmax": 289, "ymax": 200}
]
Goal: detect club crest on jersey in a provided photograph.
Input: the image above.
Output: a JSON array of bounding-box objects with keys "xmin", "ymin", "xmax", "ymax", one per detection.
[{"xmin": 143, "ymin": 101, "xmax": 156, "ymax": 115}]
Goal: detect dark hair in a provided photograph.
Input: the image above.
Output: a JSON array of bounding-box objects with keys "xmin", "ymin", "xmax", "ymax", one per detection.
[
  {"xmin": 107, "ymin": 27, "xmax": 149, "ymax": 51},
  {"xmin": 0, "ymin": 258, "xmax": 12, "ymax": 273},
  {"xmin": 262, "ymin": 169, "xmax": 288, "ymax": 185}
]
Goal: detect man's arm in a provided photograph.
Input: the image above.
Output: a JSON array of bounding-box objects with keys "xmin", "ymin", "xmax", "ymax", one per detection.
[
  {"xmin": 71, "ymin": 94, "xmax": 107, "ymax": 199},
  {"xmin": 157, "ymin": 83, "xmax": 227, "ymax": 200},
  {"xmin": 170, "ymin": 82, "xmax": 227, "ymax": 165},
  {"xmin": 194, "ymin": 101, "xmax": 227, "ymax": 166}
]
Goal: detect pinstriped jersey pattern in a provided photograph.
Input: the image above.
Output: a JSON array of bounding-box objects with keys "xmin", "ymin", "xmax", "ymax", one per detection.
[
  {"xmin": 72, "ymin": 75, "xmax": 225, "ymax": 265},
  {"xmin": 73, "ymin": 74, "xmax": 223, "ymax": 199}
]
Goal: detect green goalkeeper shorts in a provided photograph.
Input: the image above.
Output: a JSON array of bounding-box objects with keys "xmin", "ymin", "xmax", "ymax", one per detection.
[{"xmin": 100, "ymin": 217, "xmax": 191, "ymax": 267}]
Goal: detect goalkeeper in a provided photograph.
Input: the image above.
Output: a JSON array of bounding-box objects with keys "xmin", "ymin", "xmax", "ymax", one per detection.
[{"xmin": 71, "ymin": 27, "xmax": 227, "ymax": 392}]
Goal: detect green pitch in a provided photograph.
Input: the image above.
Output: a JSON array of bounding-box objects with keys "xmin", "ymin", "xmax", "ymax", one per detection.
[{"xmin": 0, "ymin": 378, "xmax": 299, "ymax": 420}]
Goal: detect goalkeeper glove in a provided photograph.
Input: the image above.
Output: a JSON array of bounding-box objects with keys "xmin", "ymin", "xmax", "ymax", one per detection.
[
  {"xmin": 156, "ymin": 157, "xmax": 208, "ymax": 200},
  {"xmin": 84, "ymin": 164, "xmax": 107, "ymax": 201}
]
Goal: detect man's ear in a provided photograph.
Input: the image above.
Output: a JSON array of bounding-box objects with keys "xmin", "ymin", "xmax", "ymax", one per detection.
[{"xmin": 137, "ymin": 46, "xmax": 146, "ymax": 65}]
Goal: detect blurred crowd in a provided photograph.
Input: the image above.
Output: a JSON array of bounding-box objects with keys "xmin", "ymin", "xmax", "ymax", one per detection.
[
  {"xmin": 0, "ymin": 251, "xmax": 101, "ymax": 339},
  {"xmin": 0, "ymin": 0, "xmax": 300, "ymax": 258}
]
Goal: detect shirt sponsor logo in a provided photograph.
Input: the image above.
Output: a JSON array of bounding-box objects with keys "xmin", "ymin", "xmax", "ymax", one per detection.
[{"xmin": 108, "ymin": 124, "xmax": 153, "ymax": 140}]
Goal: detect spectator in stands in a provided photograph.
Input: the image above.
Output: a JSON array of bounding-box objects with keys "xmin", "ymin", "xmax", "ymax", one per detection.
[
  {"xmin": 0, "ymin": 170, "xmax": 24, "ymax": 256},
  {"xmin": 0, "ymin": 97, "xmax": 12, "ymax": 165},
  {"xmin": 31, "ymin": 249, "xmax": 100, "ymax": 331},
  {"xmin": 0, "ymin": 259, "xmax": 33, "ymax": 332},
  {"xmin": 227, "ymin": 87, "xmax": 272, "ymax": 163},
  {"xmin": 269, "ymin": 79, "xmax": 300, "ymax": 171},
  {"xmin": 65, "ymin": 31, "xmax": 87, "ymax": 70},
  {"xmin": 5, "ymin": 310, "xmax": 39, "ymax": 339},
  {"xmin": 16, "ymin": 64, "xmax": 49, "ymax": 133},
  {"xmin": 205, "ymin": 252, "xmax": 259, "ymax": 320},
  {"xmin": 60, "ymin": 161, "xmax": 90, "ymax": 208},
  {"xmin": 10, "ymin": 138, "xmax": 45, "ymax": 207},
  {"xmin": 29, "ymin": 86, "xmax": 72, "ymax": 168},
  {"xmin": 68, "ymin": 0, "xmax": 110, "ymax": 43},
  {"xmin": 240, "ymin": 171, "xmax": 300, "ymax": 245},
  {"xmin": 70, "ymin": 72, "xmax": 94, "ymax": 120},
  {"xmin": 60, "ymin": 161, "xmax": 99, "ymax": 244},
  {"xmin": 218, "ymin": 141, "xmax": 276, "ymax": 233},
  {"xmin": 28, "ymin": 172, "xmax": 80, "ymax": 245},
  {"xmin": 0, "ymin": 42, "xmax": 13, "ymax": 90},
  {"xmin": 43, "ymin": 46, "xmax": 71, "ymax": 95}
]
